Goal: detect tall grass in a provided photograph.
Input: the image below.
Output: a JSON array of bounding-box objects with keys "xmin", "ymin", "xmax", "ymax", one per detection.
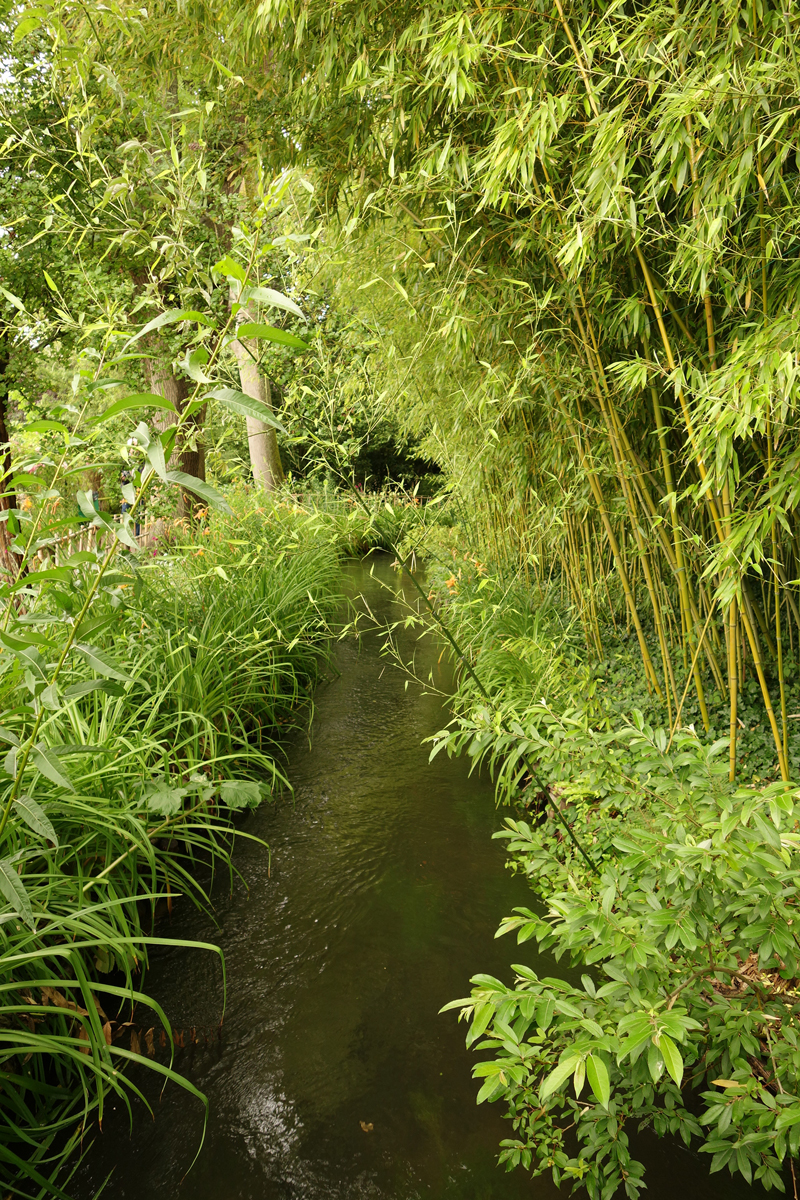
[{"xmin": 0, "ymin": 496, "xmax": 340, "ymax": 1197}]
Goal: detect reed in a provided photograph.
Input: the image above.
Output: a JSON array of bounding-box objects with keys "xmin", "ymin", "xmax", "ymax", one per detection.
[{"xmin": 0, "ymin": 494, "xmax": 341, "ymax": 1197}]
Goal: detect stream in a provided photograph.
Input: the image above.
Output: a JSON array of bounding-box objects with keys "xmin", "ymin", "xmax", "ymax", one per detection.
[{"xmin": 75, "ymin": 557, "xmax": 751, "ymax": 1200}]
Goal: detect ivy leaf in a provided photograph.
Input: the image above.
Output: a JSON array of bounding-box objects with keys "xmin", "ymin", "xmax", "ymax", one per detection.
[{"xmin": 14, "ymin": 795, "xmax": 57, "ymax": 846}]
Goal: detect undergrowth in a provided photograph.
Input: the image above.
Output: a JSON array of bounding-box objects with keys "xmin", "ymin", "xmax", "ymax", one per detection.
[
  {"xmin": 426, "ymin": 563, "xmax": 800, "ymax": 1198},
  {"xmin": 0, "ymin": 494, "xmax": 341, "ymax": 1197}
]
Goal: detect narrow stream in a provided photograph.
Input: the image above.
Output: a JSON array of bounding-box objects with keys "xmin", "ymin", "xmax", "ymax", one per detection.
[{"xmin": 75, "ymin": 558, "xmax": 750, "ymax": 1200}]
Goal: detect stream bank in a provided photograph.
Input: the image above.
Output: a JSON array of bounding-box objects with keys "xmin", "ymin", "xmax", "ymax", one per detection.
[{"xmin": 74, "ymin": 558, "xmax": 751, "ymax": 1200}]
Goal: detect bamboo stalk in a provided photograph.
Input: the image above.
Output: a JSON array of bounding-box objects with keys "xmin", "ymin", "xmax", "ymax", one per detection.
[
  {"xmin": 645, "ymin": 346, "xmax": 710, "ymax": 727},
  {"xmin": 741, "ymin": 585, "xmax": 789, "ymax": 780},
  {"xmin": 542, "ymin": 357, "xmax": 661, "ymax": 692}
]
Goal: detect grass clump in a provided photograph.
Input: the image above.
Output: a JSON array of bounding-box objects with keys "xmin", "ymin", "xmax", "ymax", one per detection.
[{"xmin": 0, "ymin": 495, "xmax": 340, "ymax": 1197}]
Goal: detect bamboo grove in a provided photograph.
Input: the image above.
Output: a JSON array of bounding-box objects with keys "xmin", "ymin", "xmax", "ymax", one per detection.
[
  {"xmin": 19, "ymin": 0, "xmax": 800, "ymax": 780},
  {"xmin": 256, "ymin": 0, "xmax": 800, "ymax": 787}
]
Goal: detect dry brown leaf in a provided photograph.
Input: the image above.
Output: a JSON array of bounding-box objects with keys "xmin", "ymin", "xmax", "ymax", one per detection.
[{"xmin": 41, "ymin": 986, "xmax": 87, "ymax": 1017}]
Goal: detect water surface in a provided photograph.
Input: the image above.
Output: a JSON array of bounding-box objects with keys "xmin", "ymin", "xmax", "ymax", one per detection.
[{"xmin": 76, "ymin": 557, "xmax": 750, "ymax": 1199}]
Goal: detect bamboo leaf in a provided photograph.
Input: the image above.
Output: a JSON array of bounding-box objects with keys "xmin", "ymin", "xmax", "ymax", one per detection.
[
  {"xmin": 0, "ymin": 856, "xmax": 34, "ymax": 925},
  {"xmin": 202, "ymin": 386, "xmax": 288, "ymax": 433},
  {"xmin": 14, "ymin": 795, "xmax": 57, "ymax": 845},
  {"xmin": 0, "ymin": 285, "xmax": 26, "ymax": 312},
  {"xmin": 236, "ymin": 322, "xmax": 309, "ymax": 351}
]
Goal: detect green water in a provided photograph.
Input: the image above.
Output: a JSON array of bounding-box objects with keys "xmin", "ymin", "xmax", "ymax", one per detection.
[{"xmin": 74, "ymin": 558, "xmax": 751, "ymax": 1199}]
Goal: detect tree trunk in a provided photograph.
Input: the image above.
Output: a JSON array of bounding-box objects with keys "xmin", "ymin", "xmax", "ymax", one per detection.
[
  {"xmin": 145, "ymin": 356, "xmax": 207, "ymax": 519},
  {"xmin": 0, "ymin": 341, "xmax": 24, "ymax": 579},
  {"xmin": 232, "ymin": 327, "xmax": 284, "ymax": 491}
]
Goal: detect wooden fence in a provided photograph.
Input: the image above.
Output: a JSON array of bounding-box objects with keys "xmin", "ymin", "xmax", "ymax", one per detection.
[{"xmin": 28, "ymin": 517, "xmax": 166, "ymax": 571}]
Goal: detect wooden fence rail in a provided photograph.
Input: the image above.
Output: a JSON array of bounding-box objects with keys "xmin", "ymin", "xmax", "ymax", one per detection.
[{"xmin": 28, "ymin": 517, "xmax": 166, "ymax": 571}]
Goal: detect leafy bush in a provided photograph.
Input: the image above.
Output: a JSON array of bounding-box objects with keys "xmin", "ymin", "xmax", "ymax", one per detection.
[
  {"xmin": 299, "ymin": 479, "xmax": 429, "ymax": 555},
  {"xmin": 432, "ymin": 574, "xmax": 800, "ymax": 1197}
]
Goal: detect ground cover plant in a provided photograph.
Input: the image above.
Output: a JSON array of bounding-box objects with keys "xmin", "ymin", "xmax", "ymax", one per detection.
[
  {"xmin": 0, "ymin": 141, "xmax": 349, "ymax": 1187},
  {"xmin": 425, "ymin": 566, "xmax": 800, "ymax": 1197}
]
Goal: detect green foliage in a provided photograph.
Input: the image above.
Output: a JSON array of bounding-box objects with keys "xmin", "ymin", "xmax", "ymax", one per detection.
[
  {"xmin": 278, "ymin": 315, "xmax": 441, "ymax": 491},
  {"xmin": 166, "ymin": 0, "xmax": 800, "ymax": 779},
  {"xmin": 10, "ymin": 1, "xmax": 800, "ymax": 1196},
  {"xmin": 0, "ymin": 496, "xmax": 341, "ymax": 1195},
  {"xmin": 429, "ymin": 564, "xmax": 800, "ymax": 1193}
]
